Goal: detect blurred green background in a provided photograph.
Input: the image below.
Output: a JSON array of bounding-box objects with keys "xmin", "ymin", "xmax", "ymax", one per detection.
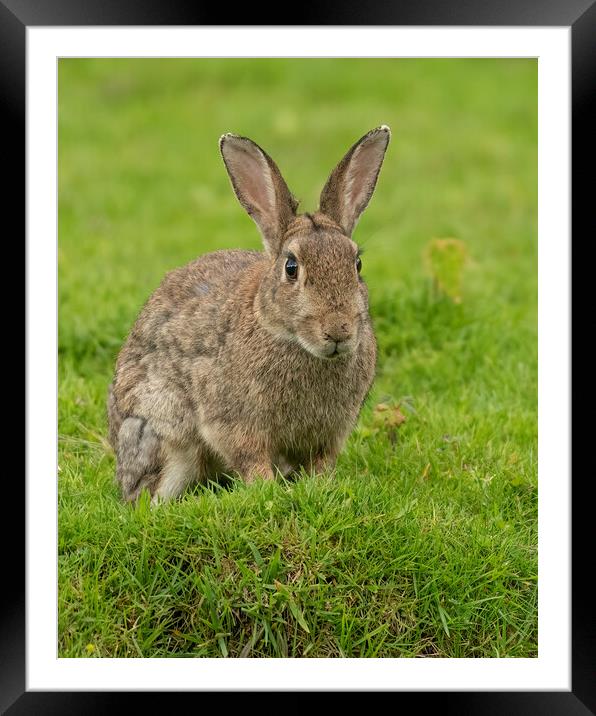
[
  {"xmin": 59, "ymin": 59, "xmax": 536, "ymax": 338},
  {"xmin": 58, "ymin": 59, "xmax": 537, "ymax": 658}
]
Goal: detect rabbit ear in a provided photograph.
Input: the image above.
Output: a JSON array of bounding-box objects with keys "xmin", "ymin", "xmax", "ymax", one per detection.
[
  {"xmin": 219, "ymin": 134, "xmax": 298, "ymax": 257},
  {"xmin": 319, "ymin": 126, "xmax": 390, "ymax": 237}
]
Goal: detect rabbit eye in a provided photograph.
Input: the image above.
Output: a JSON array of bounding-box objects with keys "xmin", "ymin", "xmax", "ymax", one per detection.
[
  {"xmin": 356, "ymin": 256, "xmax": 362, "ymax": 273},
  {"xmin": 285, "ymin": 256, "xmax": 298, "ymax": 280}
]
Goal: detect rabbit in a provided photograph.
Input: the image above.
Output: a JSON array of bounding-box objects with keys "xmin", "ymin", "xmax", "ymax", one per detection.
[{"xmin": 107, "ymin": 125, "xmax": 391, "ymax": 502}]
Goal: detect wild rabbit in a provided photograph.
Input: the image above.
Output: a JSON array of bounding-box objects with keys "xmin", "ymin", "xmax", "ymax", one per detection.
[{"xmin": 107, "ymin": 126, "xmax": 391, "ymax": 501}]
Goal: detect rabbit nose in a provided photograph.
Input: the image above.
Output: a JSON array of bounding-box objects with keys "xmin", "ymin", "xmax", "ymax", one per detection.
[{"xmin": 324, "ymin": 323, "xmax": 353, "ymax": 344}]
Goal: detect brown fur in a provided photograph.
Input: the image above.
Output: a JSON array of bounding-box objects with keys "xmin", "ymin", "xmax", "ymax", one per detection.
[{"xmin": 108, "ymin": 127, "xmax": 390, "ymax": 501}]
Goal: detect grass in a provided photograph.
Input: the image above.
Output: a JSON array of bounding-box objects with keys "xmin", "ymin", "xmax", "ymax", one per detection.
[{"xmin": 58, "ymin": 58, "xmax": 537, "ymax": 658}]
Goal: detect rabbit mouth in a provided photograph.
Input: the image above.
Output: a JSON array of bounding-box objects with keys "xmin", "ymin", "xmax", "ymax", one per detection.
[
  {"xmin": 322, "ymin": 341, "xmax": 353, "ymax": 359},
  {"xmin": 296, "ymin": 335, "xmax": 354, "ymax": 360}
]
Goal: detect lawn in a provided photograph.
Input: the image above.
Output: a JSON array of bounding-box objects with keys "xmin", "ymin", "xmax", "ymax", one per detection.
[{"xmin": 58, "ymin": 58, "xmax": 537, "ymax": 658}]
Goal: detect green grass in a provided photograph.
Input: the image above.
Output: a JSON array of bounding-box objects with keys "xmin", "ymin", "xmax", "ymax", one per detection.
[{"xmin": 58, "ymin": 58, "xmax": 537, "ymax": 658}]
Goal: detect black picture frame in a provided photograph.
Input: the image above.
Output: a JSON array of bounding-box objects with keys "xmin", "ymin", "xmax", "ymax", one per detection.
[{"xmin": 9, "ymin": 1, "xmax": 592, "ymax": 712}]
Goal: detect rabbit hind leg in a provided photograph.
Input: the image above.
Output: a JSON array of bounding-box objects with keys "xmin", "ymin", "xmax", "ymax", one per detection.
[
  {"xmin": 116, "ymin": 416, "xmax": 163, "ymax": 502},
  {"xmin": 151, "ymin": 442, "xmax": 203, "ymax": 504}
]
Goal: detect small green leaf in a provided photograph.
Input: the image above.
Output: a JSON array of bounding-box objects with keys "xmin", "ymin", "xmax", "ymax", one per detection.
[
  {"xmin": 264, "ymin": 548, "xmax": 281, "ymax": 583},
  {"xmin": 218, "ymin": 637, "xmax": 228, "ymax": 658},
  {"xmin": 426, "ymin": 238, "xmax": 468, "ymax": 303},
  {"xmin": 438, "ymin": 604, "xmax": 450, "ymax": 637},
  {"xmin": 246, "ymin": 540, "xmax": 264, "ymax": 570},
  {"xmin": 288, "ymin": 597, "xmax": 310, "ymax": 633}
]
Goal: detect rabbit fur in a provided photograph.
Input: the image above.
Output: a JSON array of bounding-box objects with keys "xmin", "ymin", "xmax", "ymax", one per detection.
[{"xmin": 107, "ymin": 126, "xmax": 391, "ymax": 501}]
